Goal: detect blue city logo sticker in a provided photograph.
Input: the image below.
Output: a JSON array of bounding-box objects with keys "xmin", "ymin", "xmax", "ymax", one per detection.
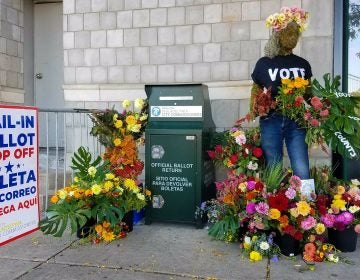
[
  {"xmin": 151, "ymin": 106, "xmax": 161, "ymax": 117},
  {"xmin": 151, "ymin": 145, "xmax": 165, "ymax": 159}
]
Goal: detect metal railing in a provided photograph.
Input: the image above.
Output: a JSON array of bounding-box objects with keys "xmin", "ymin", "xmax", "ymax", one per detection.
[{"xmin": 38, "ymin": 109, "xmax": 103, "ymax": 211}]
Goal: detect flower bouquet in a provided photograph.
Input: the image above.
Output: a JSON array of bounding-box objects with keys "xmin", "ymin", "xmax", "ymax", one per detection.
[
  {"xmin": 241, "ymin": 233, "xmax": 280, "ymax": 262},
  {"xmin": 40, "ymin": 147, "xmax": 150, "ymax": 242},
  {"xmin": 249, "ymin": 84, "xmax": 277, "ymax": 119},
  {"xmin": 207, "ymin": 117, "xmax": 264, "ymax": 176},
  {"xmin": 90, "ymin": 99, "xmax": 148, "ymax": 179},
  {"xmin": 302, "ymin": 241, "xmax": 339, "ymax": 263}
]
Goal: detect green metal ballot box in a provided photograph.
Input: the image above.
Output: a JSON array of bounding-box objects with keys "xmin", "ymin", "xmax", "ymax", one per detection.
[{"xmin": 145, "ymin": 84, "xmax": 215, "ymax": 225}]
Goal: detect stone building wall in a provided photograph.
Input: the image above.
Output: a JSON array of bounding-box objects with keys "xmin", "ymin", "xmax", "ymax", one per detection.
[
  {"xmin": 63, "ymin": 0, "xmax": 334, "ymax": 166},
  {"xmin": 0, "ymin": 0, "xmax": 24, "ymax": 104}
]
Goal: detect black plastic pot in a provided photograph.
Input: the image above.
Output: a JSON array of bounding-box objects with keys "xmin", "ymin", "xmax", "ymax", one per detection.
[{"xmin": 328, "ymin": 227, "xmax": 358, "ymax": 252}]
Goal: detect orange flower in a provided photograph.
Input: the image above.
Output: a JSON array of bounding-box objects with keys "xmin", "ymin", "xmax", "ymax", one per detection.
[
  {"xmin": 279, "ymin": 215, "xmax": 289, "ymax": 226},
  {"xmin": 50, "ymin": 195, "xmax": 59, "ymax": 204},
  {"xmin": 304, "ymin": 242, "xmax": 316, "ymax": 254},
  {"xmin": 102, "ymin": 221, "xmax": 110, "ymax": 228},
  {"xmin": 85, "ymin": 189, "xmax": 93, "ymax": 196},
  {"xmin": 95, "ymin": 224, "xmax": 103, "ymax": 234},
  {"xmin": 303, "ymin": 252, "xmax": 314, "ymax": 263},
  {"xmin": 246, "ymin": 191, "xmax": 257, "ymax": 201},
  {"xmin": 223, "ymin": 194, "xmax": 235, "ymax": 205}
]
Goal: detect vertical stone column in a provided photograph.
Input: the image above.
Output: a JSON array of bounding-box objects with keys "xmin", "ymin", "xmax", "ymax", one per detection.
[{"xmin": 0, "ymin": 0, "xmax": 24, "ymax": 104}]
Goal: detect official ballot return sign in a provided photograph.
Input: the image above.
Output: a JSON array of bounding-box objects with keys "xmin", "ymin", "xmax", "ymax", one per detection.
[{"xmin": 0, "ymin": 105, "xmax": 39, "ymax": 246}]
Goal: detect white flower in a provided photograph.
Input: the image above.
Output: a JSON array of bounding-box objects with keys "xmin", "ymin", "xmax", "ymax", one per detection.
[
  {"xmin": 122, "ymin": 100, "xmax": 131, "ymax": 109},
  {"xmin": 244, "ymin": 236, "xmax": 251, "ymax": 245},
  {"xmin": 259, "ymin": 242, "xmax": 270, "ymax": 250},
  {"xmin": 88, "ymin": 166, "xmax": 97, "ymax": 177},
  {"xmin": 349, "ymin": 205, "xmax": 360, "ymax": 214},
  {"xmin": 351, "ymin": 179, "xmax": 360, "ymax": 187},
  {"xmin": 137, "ymin": 193, "xmax": 145, "ymax": 200},
  {"xmin": 235, "ymin": 134, "xmax": 246, "ymax": 145},
  {"xmin": 134, "ymin": 98, "xmax": 145, "ymax": 110},
  {"xmin": 139, "ymin": 114, "xmax": 148, "ymax": 121},
  {"xmin": 247, "ymin": 161, "xmax": 258, "ymax": 171},
  {"xmin": 327, "ymin": 254, "xmax": 339, "ymax": 263}
]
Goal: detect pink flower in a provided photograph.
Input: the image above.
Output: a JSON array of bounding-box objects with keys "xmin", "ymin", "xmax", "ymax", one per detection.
[
  {"xmin": 321, "ymin": 213, "xmax": 335, "ymax": 227},
  {"xmin": 285, "ymin": 187, "xmax": 296, "ymax": 199},
  {"xmin": 301, "ymin": 216, "xmax": 317, "ymax": 230},
  {"xmin": 207, "ymin": 150, "xmax": 216, "ymax": 159},
  {"xmin": 294, "ymin": 95, "xmax": 304, "ymax": 107},
  {"xmin": 255, "ymin": 202, "xmax": 269, "ymax": 215},
  {"xmin": 354, "ymin": 224, "xmax": 360, "ymax": 233},
  {"xmin": 235, "ymin": 134, "xmax": 246, "ymax": 145},
  {"xmin": 289, "ymin": 175, "xmax": 302, "ymax": 189},
  {"xmin": 247, "ymin": 180, "xmax": 256, "ymax": 191},
  {"xmin": 310, "ymin": 96, "xmax": 323, "ymax": 111},
  {"xmin": 319, "ymin": 109, "xmax": 329, "ymax": 118},
  {"xmin": 214, "ymin": 145, "xmax": 223, "ymax": 154},
  {"xmin": 304, "ymin": 112, "xmax": 312, "ymax": 121},
  {"xmin": 310, "ymin": 119, "xmax": 319, "ymax": 127}
]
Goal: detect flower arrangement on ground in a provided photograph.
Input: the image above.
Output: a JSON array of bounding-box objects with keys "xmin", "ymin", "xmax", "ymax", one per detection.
[
  {"xmin": 302, "ymin": 241, "xmax": 339, "ymax": 263},
  {"xmin": 40, "ymin": 147, "xmax": 150, "ymax": 242},
  {"xmin": 320, "ymin": 182, "xmax": 360, "ymax": 232},
  {"xmin": 241, "ymin": 232, "xmax": 280, "ymax": 262},
  {"xmin": 207, "ymin": 117, "xmax": 264, "ymax": 176}
]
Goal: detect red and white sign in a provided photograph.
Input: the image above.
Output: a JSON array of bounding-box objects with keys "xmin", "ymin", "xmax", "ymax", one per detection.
[{"xmin": 0, "ymin": 105, "xmax": 39, "ymax": 246}]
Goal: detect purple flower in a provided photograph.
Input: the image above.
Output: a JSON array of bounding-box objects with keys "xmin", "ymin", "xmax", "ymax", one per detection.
[
  {"xmin": 321, "ymin": 213, "xmax": 335, "ymax": 228},
  {"xmin": 271, "ymin": 255, "xmax": 279, "ymax": 262},
  {"xmin": 255, "ymin": 202, "xmax": 269, "ymax": 215},
  {"xmin": 247, "ymin": 181, "xmax": 256, "ymax": 191},
  {"xmin": 246, "ymin": 202, "xmax": 256, "ymax": 214},
  {"xmin": 338, "ymin": 212, "xmax": 354, "ymax": 225},
  {"xmin": 285, "ymin": 187, "xmax": 296, "ymax": 199}
]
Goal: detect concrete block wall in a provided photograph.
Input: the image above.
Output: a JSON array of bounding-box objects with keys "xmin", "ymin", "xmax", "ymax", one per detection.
[
  {"xmin": 63, "ymin": 0, "xmax": 334, "ymax": 166},
  {"xmin": 0, "ymin": 0, "xmax": 24, "ymax": 104}
]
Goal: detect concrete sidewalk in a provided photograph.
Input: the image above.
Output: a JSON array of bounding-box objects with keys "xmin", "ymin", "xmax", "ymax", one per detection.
[{"xmin": 1, "ymin": 223, "xmax": 360, "ymax": 280}]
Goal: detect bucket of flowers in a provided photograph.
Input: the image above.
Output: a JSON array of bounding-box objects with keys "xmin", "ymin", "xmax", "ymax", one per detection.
[
  {"xmin": 320, "ymin": 182, "xmax": 360, "ymax": 252},
  {"xmin": 40, "ymin": 147, "xmax": 150, "ymax": 242}
]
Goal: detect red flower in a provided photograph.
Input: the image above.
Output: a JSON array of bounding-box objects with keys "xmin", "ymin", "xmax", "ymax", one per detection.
[
  {"xmin": 207, "ymin": 150, "xmax": 216, "ymax": 159},
  {"xmin": 255, "ymin": 181, "xmax": 264, "ymax": 191},
  {"xmin": 283, "ymin": 224, "xmax": 296, "ymax": 235},
  {"xmin": 268, "ymin": 192, "xmax": 289, "ymax": 212},
  {"xmin": 214, "ymin": 145, "xmax": 223, "ymax": 154},
  {"xmin": 229, "ymin": 153, "xmax": 238, "ymax": 164},
  {"xmin": 294, "ymin": 95, "xmax": 304, "ymax": 107},
  {"xmin": 342, "ymin": 192, "xmax": 352, "ymax": 202},
  {"xmin": 253, "ymin": 147, "xmax": 263, "ymax": 158},
  {"xmin": 293, "ymin": 231, "xmax": 303, "ymax": 241}
]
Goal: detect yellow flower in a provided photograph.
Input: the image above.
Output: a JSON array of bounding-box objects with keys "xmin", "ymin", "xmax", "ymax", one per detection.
[
  {"xmin": 85, "ymin": 189, "xmax": 93, "ymax": 196},
  {"xmin": 134, "ymin": 98, "xmax": 145, "ymax": 110},
  {"xmin": 337, "ymin": 185, "xmax": 345, "ymax": 195},
  {"xmin": 238, "ymin": 182, "xmax": 247, "ymax": 192},
  {"xmin": 289, "ymin": 207, "xmax": 299, "ymax": 218},
  {"xmin": 122, "ymin": 100, "xmax": 131, "ymax": 109},
  {"xmin": 139, "ymin": 114, "xmax": 148, "ymax": 121},
  {"xmin": 128, "ymin": 123, "xmax": 141, "ymax": 133},
  {"xmin": 103, "ymin": 181, "xmax": 113, "ymax": 192},
  {"xmin": 145, "ymin": 189, "xmax": 151, "ymax": 196},
  {"xmin": 113, "ymin": 138, "xmax": 122, "ymax": 146},
  {"xmin": 315, "ymin": 223, "xmax": 326, "ymax": 235},
  {"xmin": 333, "ymin": 194, "xmax": 342, "ymax": 200},
  {"xmin": 124, "ymin": 178, "xmax": 137, "ymax": 189},
  {"xmin": 268, "ymin": 208, "xmax": 281, "ymax": 220},
  {"xmin": 296, "ymin": 201, "xmax": 311, "ymax": 216},
  {"xmin": 74, "ymin": 176, "xmax": 79, "ymax": 183},
  {"xmin": 58, "ymin": 189, "xmax": 67, "ymax": 200},
  {"xmin": 50, "ymin": 195, "xmax": 59, "ymax": 204},
  {"xmin": 281, "ymin": 78, "xmax": 292, "ymax": 85},
  {"xmin": 88, "ymin": 166, "xmax": 97, "ymax": 177},
  {"xmin": 331, "ymin": 199, "xmax": 346, "ymax": 210},
  {"xmin": 249, "ymin": 251, "xmax": 262, "ymax": 262},
  {"xmin": 125, "ymin": 115, "xmax": 137, "ymax": 126},
  {"xmin": 322, "ymin": 244, "xmax": 328, "ymax": 251},
  {"xmin": 102, "ymin": 231, "xmax": 115, "ymax": 242},
  {"xmin": 91, "ymin": 184, "xmax": 102, "ymax": 195},
  {"xmin": 243, "ymin": 242, "xmax": 251, "ymax": 250},
  {"xmin": 114, "ymin": 120, "xmax": 123, "ymax": 128},
  {"xmin": 112, "ymin": 113, "xmax": 118, "ymax": 122},
  {"xmin": 105, "ymin": 173, "xmax": 115, "ymax": 180}
]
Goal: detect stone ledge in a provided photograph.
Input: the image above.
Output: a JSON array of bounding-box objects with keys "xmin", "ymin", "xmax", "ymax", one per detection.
[{"xmin": 63, "ymin": 81, "xmax": 253, "ymax": 101}]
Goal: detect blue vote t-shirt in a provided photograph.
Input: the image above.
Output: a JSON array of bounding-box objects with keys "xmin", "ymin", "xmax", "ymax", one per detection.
[{"xmin": 251, "ymin": 54, "xmax": 312, "ymax": 98}]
